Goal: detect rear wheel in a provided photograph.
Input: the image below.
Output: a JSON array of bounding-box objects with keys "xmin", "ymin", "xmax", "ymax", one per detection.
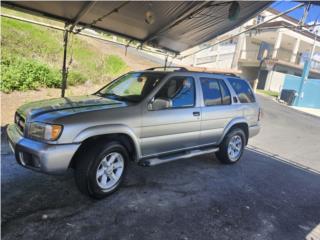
[
  {"xmin": 216, "ymin": 128, "xmax": 245, "ymax": 164},
  {"xmin": 74, "ymin": 141, "xmax": 128, "ymax": 199}
]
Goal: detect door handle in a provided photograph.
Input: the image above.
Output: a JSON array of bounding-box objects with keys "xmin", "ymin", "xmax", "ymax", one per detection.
[{"xmin": 193, "ymin": 111, "xmax": 200, "ymax": 117}]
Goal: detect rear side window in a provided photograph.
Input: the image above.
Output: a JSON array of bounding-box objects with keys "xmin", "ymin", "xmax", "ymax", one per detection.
[
  {"xmin": 200, "ymin": 78, "xmax": 231, "ymax": 106},
  {"xmin": 228, "ymin": 78, "xmax": 255, "ymax": 103},
  {"xmin": 219, "ymin": 80, "xmax": 231, "ymax": 105}
]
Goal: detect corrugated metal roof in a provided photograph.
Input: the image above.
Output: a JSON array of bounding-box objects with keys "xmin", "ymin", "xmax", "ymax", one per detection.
[{"xmin": 3, "ymin": 1, "xmax": 270, "ymax": 54}]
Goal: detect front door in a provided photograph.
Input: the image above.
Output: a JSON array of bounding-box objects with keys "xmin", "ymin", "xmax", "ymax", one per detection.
[{"xmin": 141, "ymin": 76, "xmax": 201, "ymax": 157}]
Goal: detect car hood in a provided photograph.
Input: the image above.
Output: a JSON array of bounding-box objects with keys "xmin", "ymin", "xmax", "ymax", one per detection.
[{"xmin": 17, "ymin": 95, "xmax": 125, "ymax": 121}]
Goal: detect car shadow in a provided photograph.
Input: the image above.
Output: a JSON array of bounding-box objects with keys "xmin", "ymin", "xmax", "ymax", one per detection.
[{"xmin": 1, "ymin": 130, "xmax": 320, "ymax": 239}]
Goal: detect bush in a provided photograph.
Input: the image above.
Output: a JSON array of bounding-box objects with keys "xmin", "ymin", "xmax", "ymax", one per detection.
[
  {"xmin": 1, "ymin": 55, "xmax": 87, "ymax": 93},
  {"xmin": 104, "ymin": 55, "xmax": 127, "ymax": 76},
  {"xmin": 1, "ymin": 16, "xmax": 130, "ymax": 90},
  {"xmin": 68, "ymin": 71, "xmax": 87, "ymax": 86},
  {"xmin": 1, "ymin": 55, "xmax": 60, "ymax": 92}
]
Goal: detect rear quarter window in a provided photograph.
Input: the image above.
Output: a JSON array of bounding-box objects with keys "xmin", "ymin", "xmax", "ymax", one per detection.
[{"xmin": 227, "ymin": 78, "xmax": 255, "ymax": 103}]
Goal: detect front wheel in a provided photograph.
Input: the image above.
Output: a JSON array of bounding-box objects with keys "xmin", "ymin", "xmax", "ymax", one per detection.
[
  {"xmin": 216, "ymin": 128, "xmax": 246, "ymax": 164},
  {"xmin": 74, "ymin": 141, "xmax": 128, "ymax": 199}
]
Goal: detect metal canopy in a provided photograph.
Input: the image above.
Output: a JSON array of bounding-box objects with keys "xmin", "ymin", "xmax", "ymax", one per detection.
[{"xmin": 3, "ymin": 1, "xmax": 270, "ymax": 54}]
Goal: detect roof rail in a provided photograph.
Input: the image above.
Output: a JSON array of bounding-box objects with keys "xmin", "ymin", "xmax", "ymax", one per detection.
[
  {"xmin": 146, "ymin": 66, "xmax": 188, "ymax": 72},
  {"xmin": 211, "ymin": 72, "xmax": 238, "ymax": 77},
  {"xmin": 146, "ymin": 66, "xmax": 239, "ymax": 77}
]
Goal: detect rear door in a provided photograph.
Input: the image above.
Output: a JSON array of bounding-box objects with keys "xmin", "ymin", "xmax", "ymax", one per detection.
[
  {"xmin": 199, "ymin": 77, "xmax": 241, "ymax": 145},
  {"xmin": 227, "ymin": 77, "xmax": 259, "ymax": 127},
  {"xmin": 141, "ymin": 75, "xmax": 201, "ymax": 157}
]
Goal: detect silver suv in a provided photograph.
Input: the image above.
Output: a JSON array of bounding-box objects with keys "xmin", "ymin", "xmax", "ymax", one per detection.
[{"xmin": 7, "ymin": 67, "xmax": 260, "ymax": 198}]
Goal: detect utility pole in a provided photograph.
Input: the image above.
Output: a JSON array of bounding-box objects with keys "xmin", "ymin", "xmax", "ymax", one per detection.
[{"xmin": 296, "ymin": 24, "xmax": 318, "ymax": 106}]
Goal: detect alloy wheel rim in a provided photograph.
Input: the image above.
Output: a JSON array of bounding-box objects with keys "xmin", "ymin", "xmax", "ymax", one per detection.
[
  {"xmin": 227, "ymin": 135, "xmax": 242, "ymax": 161},
  {"xmin": 96, "ymin": 152, "xmax": 124, "ymax": 190}
]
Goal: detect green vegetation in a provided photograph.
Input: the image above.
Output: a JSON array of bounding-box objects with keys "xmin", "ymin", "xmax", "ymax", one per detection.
[
  {"xmin": 105, "ymin": 55, "xmax": 127, "ymax": 76},
  {"xmin": 257, "ymin": 89, "xmax": 279, "ymax": 98},
  {"xmin": 1, "ymin": 11, "xmax": 129, "ymax": 93},
  {"xmin": 1, "ymin": 55, "xmax": 60, "ymax": 92}
]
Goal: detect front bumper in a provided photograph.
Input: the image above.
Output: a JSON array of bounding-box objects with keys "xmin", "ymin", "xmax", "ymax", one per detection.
[{"xmin": 7, "ymin": 124, "xmax": 80, "ymax": 174}]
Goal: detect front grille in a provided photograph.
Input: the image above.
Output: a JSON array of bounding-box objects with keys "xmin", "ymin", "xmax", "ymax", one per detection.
[{"xmin": 15, "ymin": 112, "xmax": 25, "ymax": 134}]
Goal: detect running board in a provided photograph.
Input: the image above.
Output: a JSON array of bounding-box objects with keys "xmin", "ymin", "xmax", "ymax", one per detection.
[{"xmin": 139, "ymin": 147, "xmax": 219, "ymax": 167}]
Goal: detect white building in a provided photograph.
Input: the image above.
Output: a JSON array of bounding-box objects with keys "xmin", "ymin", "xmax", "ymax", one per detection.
[{"xmin": 182, "ymin": 8, "xmax": 320, "ymax": 92}]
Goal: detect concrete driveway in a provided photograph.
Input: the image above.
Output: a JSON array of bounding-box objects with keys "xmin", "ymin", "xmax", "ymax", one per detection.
[
  {"xmin": 251, "ymin": 94, "xmax": 320, "ymax": 173},
  {"xmin": 1, "ymin": 95, "xmax": 320, "ymax": 240}
]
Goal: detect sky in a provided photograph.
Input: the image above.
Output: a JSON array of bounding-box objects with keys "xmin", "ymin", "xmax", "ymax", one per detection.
[
  {"xmin": 271, "ymin": 1, "xmax": 320, "ymax": 23},
  {"xmin": 271, "ymin": 1, "xmax": 320, "ymax": 60}
]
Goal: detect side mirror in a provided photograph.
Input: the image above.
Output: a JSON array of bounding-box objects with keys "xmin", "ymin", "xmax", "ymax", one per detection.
[{"xmin": 148, "ymin": 98, "xmax": 172, "ymax": 111}]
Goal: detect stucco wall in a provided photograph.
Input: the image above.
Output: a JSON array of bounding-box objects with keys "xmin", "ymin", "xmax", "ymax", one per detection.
[
  {"xmin": 266, "ymin": 71, "xmax": 286, "ymax": 92},
  {"xmin": 276, "ymin": 49, "xmax": 291, "ymax": 62},
  {"xmin": 195, "ymin": 43, "xmax": 236, "ymax": 69}
]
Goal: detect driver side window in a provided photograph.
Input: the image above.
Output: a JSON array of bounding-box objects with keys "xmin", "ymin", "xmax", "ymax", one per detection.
[{"xmin": 154, "ymin": 76, "xmax": 195, "ymax": 109}]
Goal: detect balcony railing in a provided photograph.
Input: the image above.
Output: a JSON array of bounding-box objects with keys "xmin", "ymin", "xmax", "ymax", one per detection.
[
  {"xmin": 240, "ymin": 50, "xmax": 259, "ymax": 61},
  {"xmin": 240, "ymin": 49, "xmax": 291, "ymax": 61},
  {"xmin": 240, "ymin": 49, "xmax": 319, "ymax": 71},
  {"xmin": 308, "ymin": 59, "xmax": 320, "ymax": 71}
]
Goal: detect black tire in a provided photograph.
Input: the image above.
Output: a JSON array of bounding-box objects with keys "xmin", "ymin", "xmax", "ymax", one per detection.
[
  {"xmin": 74, "ymin": 141, "xmax": 128, "ymax": 199},
  {"xmin": 216, "ymin": 128, "xmax": 246, "ymax": 164}
]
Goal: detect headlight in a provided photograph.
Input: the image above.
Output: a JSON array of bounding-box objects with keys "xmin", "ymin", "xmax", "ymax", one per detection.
[{"xmin": 28, "ymin": 122, "xmax": 62, "ymax": 141}]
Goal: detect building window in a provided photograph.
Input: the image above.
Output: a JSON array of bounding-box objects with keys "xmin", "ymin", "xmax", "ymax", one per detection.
[
  {"xmin": 218, "ymin": 53, "xmax": 234, "ymax": 61},
  {"xmin": 220, "ymin": 39, "xmax": 237, "ymax": 46},
  {"xmin": 256, "ymin": 15, "xmax": 265, "ymax": 24},
  {"xmin": 199, "ymin": 43, "xmax": 210, "ymax": 50},
  {"xmin": 196, "ymin": 55, "xmax": 217, "ymax": 65}
]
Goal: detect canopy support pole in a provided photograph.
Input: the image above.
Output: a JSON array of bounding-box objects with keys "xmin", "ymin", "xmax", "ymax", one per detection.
[
  {"xmin": 61, "ymin": 28, "xmax": 69, "ymax": 97},
  {"xmin": 164, "ymin": 55, "xmax": 168, "ymax": 70}
]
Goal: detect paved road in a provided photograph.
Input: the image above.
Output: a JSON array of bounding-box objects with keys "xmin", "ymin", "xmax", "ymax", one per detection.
[
  {"xmin": 2, "ymin": 95, "xmax": 320, "ymax": 240},
  {"xmin": 108, "ymin": 41, "xmax": 167, "ymax": 65},
  {"xmin": 250, "ymin": 94, "xmax": 320, "ymax": 172}
]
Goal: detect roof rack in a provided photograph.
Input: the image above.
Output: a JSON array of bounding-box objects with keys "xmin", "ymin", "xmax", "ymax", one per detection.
[
  {"xmin": 146, "ymin": 66, "xmax": 239, "ymax": 77},
  {"xmin": 209, "ymin": 72, "xmax": 238, "ymax": 77},
  {"xmin": 146, "ymin": 66, "xmax": 188, "ymax": 72}
]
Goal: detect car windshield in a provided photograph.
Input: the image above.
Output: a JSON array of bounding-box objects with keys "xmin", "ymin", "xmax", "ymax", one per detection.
[{"xmin": 96, "ymin": 72, "xmax": 165, "ymax": 102}]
